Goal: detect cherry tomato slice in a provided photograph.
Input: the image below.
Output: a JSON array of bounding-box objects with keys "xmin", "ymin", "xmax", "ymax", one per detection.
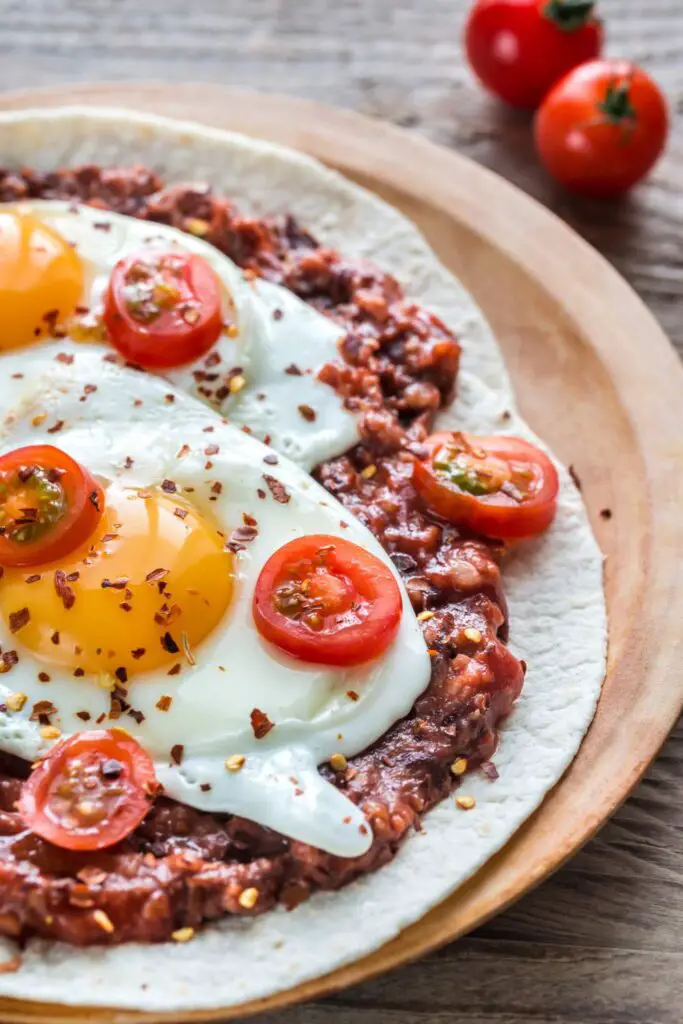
[
  {"xmin": 18, "ymin": 729, "xmax": 157, "ymax": 851},
  {"xmin": 413, "ymin": 432, "xmax": 559, "ymax": 540},
  {"xmin": 465, "ymin": 0, "xmax": 603, "ymax": 110},
  {"xmin": 0, "ymin": 445, "xmax": 104, "ymax": 568},
  {"xmin": 253, "ymin": 535, "xmax": 403, "ymax": 666},
  {"xmin": 103, "ymin": 249, "xmax": 223, "ymax": 369},
  {"xmin": 534, "ymin": 60, "xmax": 669, "ymax": 197}
]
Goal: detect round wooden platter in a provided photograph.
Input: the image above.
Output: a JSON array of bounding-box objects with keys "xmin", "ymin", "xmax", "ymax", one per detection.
[{"xmin": 0, "ymin": 83, "xmax": 681, "ymax": 1024}]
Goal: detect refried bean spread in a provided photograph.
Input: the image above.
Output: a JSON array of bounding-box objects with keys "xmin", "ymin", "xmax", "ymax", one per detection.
[{"xmin": 0, "ymin": 166, "xmax": 524, "ymax": 945}]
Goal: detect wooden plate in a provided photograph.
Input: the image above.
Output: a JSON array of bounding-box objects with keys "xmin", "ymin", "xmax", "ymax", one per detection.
[{"xmin": 0, "ymin": 84, "xmax": 681, "ymax": 1024}]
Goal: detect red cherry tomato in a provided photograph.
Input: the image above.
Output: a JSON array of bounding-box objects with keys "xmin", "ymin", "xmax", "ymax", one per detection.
[
  {"xmin": 253, "ymin": 535, "xmax": 403, "ymax": 666},
  {"xmin": 465, "ymin": 0, "xmax": 602, "ymax": 110},
  {"xmin": 103, "ymin": 249, "xmax": 223, "ymax": 369},
  {"xmin": 412, "ymin": 432, "xmax": 559, "ymax": 540},
  {"xmin": 18, "ymin": 730, "xmax": 157, "ymax": 851},
  {"xmin": 0, "ymin": 445, "xmax": 104, "ymax": 568},
  {"xmin": 535, "ymin": 59, "xmax": 669, "ymax": 197}
]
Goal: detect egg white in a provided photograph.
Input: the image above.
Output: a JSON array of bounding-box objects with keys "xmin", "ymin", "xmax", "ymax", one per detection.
[
  {"xmin": 1, "ymin": 199, "xmax": 360, "ymax": 470},
  {"xmin": 0, "ymin": 344, "xmax": 430, "ymax": 857}
]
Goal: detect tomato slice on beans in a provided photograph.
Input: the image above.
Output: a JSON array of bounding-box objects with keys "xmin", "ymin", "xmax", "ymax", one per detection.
[
  {"xmin": 253, "ymin": 535, "xmax": 403, "ymax": 666},
  {"xmin": 18, "ymin": 730, "xmax": 157, "ymax": 851},
  {"xmin": 103, "ymin": 249, "xmax": 223, "ymax": 369},
  {"xmin": 0, "ymin": 445, "xmax": 104, "ymax": 567},
  {"xmin": 413, "ymin": 432, "xmax": 559, "ymax": 540}
]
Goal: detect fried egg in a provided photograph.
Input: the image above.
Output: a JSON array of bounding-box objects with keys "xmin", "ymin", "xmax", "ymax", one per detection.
[
  {"xmin": 0, "ymin": 344, "xmax": 429, "ymax": 857},
  {"xmin": 0, "ymin": 200, "xmax": 359, "ymax": 470}
]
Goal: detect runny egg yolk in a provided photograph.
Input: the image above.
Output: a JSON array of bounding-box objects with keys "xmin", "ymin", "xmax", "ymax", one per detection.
[
  {"xmin": 0, "ymin": 485, "xmax": 234, "ymax": 679},
  {"xmin": 0, "ymin": 211, "xmax": 84, "ymax": 350}
]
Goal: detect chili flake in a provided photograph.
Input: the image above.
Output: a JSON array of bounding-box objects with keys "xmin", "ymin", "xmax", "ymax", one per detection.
[{"xmin": 250, "ymin": 708, "xmax": 274, "ymax": 739}]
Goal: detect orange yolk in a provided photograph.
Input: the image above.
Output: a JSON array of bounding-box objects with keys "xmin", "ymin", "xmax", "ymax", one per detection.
[
  {"xmin": 0, "ymin": 485, "xmax": 234, "ymax": 679},
  {"xmin": 0, "ymin": 211, "xmax": 84, "ymax": 350}
]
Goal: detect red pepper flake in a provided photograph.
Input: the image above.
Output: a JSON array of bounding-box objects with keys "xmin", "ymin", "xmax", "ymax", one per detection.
[
  {"xmin": 76, "ymin": 710, "xmax": 91, "ymax": 722},
  {"xmin": 257, "ymin": 488, "xmax": 266, "ymax": 500},
  {"xmin": 128, "ymin": 708, "xmax": 145, "ymax": 725},
  {"xmin": 164, "ymin": 393, "xmax": 175, "ymax": 404},
  {"xmin": 9, "ymin": 608, "xmax": 30, "ymax": 633},
  {"xmin": 161, "ymin": 632, "xmax": 179, "ymax": 654},
  {"xmin": 156, "ymin": 695, "xmax": 172, "ymax": 712},
  {"xmin": 131, "ymin": 648, "xmax": 146, "ymax": 660},
  {"xmin": 204, "ymin": 444, "xmax": 219, "ymax": 456},
  {"xmin": 50, "ymin": 631, "xmax": 60, "ymax": 645},
  {"xmin": 167, "ymin": 663, "xmax": 182, "ymax": 676},
  {"xmin": 569, "ymin": 465, "xmax": 582, "ymax": 491},
  {"xmin": 65, "ymin": 571, "xmax": 80, "ymax": 583},
  {"xmin": 30, "ymin": 700, "xmax": 57, "ymax": 722},
  {"xmin": 263, "ymin": 454, "xmax": 278, "ymax": 466},
  {"xmin": 298, "ymin": 404, "xmax": 316, "ymax": 422},
  {"xmin": 161, "ymin": 479, "xmax": 177, "ymax": 494},
  {"xmin": 263, "ymin": 475, "xmax": 290, "ymax": 504},
  {"xmin": 600, "ymin": 508, "xmax": 613, "ymax": 520},
  {"xmin": 124, "ymin": 456, "xmax": 134, "ymax": 469},
  {"xmin": 74, "ymin": 668, "xmax": 85, "ymax": 678},
  {"xmin": 146, "ymin": 568, "xmax": 169, "ymax": 583},
  {"xmin": 88, "ymin": 490, "xmax": 102, "ymax": 512},
  {"xmin": 115, "ymin": 667, "xmax": 128, "ymax": 684},
  {"xmin": 176, "ymin": 444, "xmax": 191, "ymax": 459},
  {"xmin": 95, "ymin": 712, "xmax": 106, "ymax": 723},
  {"xmin": 101, "ymin": 577, "xmax": 128, "ymax": 590},
  {"xmin": 0, "ymin": 651, "xmax": 18, "ymax": 674},
  {"xmin": 94, "ymin": 221, "xmax": 112, "ymax": 232},
  {"xmin": 120, "ymin": 602, "xmax": 132, "ymax": 612},
  {"xmin": 273, "ymin": 308, "xmax": 284, "ymax": 321},
  {"xmin": 54, "ymin": 570, "xmax": 76, "ymax": 610},
  {"xmin": 204, "ymin": 461, "xmax": 213, "ymax": 471},
  {"xmin": 173, "ymin": 507, "xmax": 188, "ymax": 520},
  {"xmin": 346, "ymin": 690, "xmax": 360, "ymax": 701},
  {"xmin": 284, "ymin": 363, "xmax": 302, "ymax": 375},
  {"xmin": 46, "ymin": 420, "xmax": 65, "ymax": 435},
  {"xmin": 55, "ymin": 352, "xmax": 74, "ymax": 365},
  {"xmin": 243, "ymin": 513, "xmax": 257, "ymax": 527},
  {"xmin": 133, "ymin": 399, "xmax": 143, "ymax": 408},
  {"xmin": 25, "ymin": 574, "xmax": 41, "ymax": 584},
  {"xmin": 200, "ymin": 782, "xmax": 212, "ymax": 792},
  {"xmin": 481, "ymin": 760, "xmax": 499, "ymax": 780},
  {"xmin": 211, "ymin": 482, "xmax": 223, "ymax": 495},
  {"xmin": 38, "ymin": 672, "xmax": 50, "ymax": 683},
  {"xmin": 250, "ymin": 708, "xmax": 274, "ymax": 739},
  {"xmin": 170, "ymin": 744, "xmax": 184, "ymax": 765},
  {"xmin": 229, "ymin": 525, "xmax": 258, "ymax": 548}
]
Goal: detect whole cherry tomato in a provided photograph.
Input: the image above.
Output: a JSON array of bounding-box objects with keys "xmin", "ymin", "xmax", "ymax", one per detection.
[
  {"xmin": 535, "ymin": 59, "xmax": 669, "ymax": 197},
  {"xmin": 464, "ymin": 0, "xmax": 603, "ymax": 110}
]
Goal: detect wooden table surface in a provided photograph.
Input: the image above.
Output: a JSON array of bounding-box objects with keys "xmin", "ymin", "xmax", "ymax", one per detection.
[{"xmin": 2, "ymin": 3, "xmax": 683, "ymax": 1023}]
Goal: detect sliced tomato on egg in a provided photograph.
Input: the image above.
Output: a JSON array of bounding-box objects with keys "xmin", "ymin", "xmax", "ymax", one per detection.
[
  {"xmin": 18, "ymin": 730, "xmax": 157, "ymax": 851},
  {"xmin": 103, "ymin": 249, "xmax": 223, "ymax": 369},
  {"xmin": 253, "ymin": 535, "xmax": 403, "ymax": 666},
  {"xmin": 0, "ymin": 445, "xmax": 104, "ymax": 567},
  {"xmin": 412, "ymin": 432, "xmax": 559, "ymax": 540}
]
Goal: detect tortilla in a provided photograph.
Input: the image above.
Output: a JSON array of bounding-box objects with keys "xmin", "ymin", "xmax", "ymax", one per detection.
[{"xmin": 0, "ymin": 107, "xmax": 606, "ymax": 1012}]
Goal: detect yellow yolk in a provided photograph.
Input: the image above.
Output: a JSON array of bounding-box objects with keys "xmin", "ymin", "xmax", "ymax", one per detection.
[
  {"xmin": 0, "ymin": 211, "xmax": 84, "ymax": 350},
  {"xmin": 0, "ymin": 485, "xmax": 234, "ymax": 679}
]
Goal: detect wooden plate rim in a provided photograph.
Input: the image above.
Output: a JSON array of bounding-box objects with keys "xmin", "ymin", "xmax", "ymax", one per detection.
[{"xmin": 0, "ymin": 84, "xmax": 680, "ymax": 1024}]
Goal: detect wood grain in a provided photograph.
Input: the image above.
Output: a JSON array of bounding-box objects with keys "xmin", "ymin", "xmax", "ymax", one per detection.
[{"xmin": 0, "ymin": 5, "xmax": 681, "ymax": 1024}]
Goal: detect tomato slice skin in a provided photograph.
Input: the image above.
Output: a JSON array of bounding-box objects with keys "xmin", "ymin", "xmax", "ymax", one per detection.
[
  {"xmin": 18, "ymin": 730, "xmax": 157, "ymax": 851},
  {"xmin": 413, "ymin": 433, "xmax": 559, "ymax": 541},
  {"xmin": 103, "ymin": 249, "xmax": 223, "ymax": 369},
  {"xmin": 0, "ymin": 445, "xmax": 104, "ymax": 568},
  {"xmin": 253, "ymin": 535, "xmax": 403, "ymax": 667}
]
